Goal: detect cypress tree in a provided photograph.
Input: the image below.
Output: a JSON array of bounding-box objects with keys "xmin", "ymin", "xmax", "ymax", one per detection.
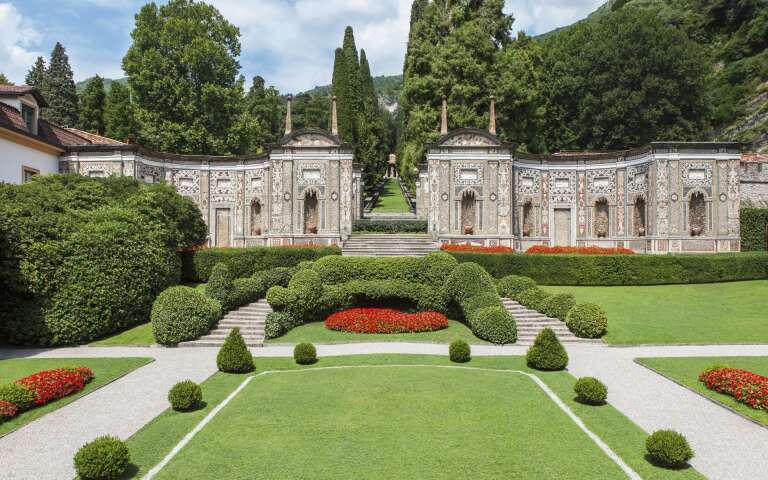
[
  {"xmin": 341, "ymin": 26, "xmax": 361, "ymax": 142},
  {"xmin": 331, "ymin": 48, "xmax": 352, "ymax": 140},
  {"xmin": 78, "ymin": 76, "xmax": 106, "ymax": 134},
  {"xmin": 104, "ymin": 82, "xmax": 137, "ymax": 142},
  {"xmin": 43, "ymin": 42, "xmax": 79, "ymax": 127},
  {"xmin": 25, "ymin": 57, "xmax": 46, "ymax": 88},
  {"xmin": 357, "ymin": 50, "xmax": 387, "ymax": 185}
]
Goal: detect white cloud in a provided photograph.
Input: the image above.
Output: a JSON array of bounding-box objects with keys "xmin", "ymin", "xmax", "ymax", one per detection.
[
  {"xmin": 0, "ymin": 3, "xmax": 42, "ymax": 83},
  {"xmin": 505, "ymin": 0, "xmax": 606, "ymax": 35}
]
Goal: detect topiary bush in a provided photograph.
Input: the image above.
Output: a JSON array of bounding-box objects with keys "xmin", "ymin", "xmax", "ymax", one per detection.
[
  {"xmin": 73, "ymin": 435, "xmax": 130, "ymax": 480},
  {"xmin": 540, "ymin": 293, "xmax": 576, "ymax": 321},
  {"xmin": 294, "ymin": 342, "xmax": 318, "ymax": 365},
  {"xmin": 151, "ymin": 286, "xmax": 221, "ymax": 345},
  {"xmin": 206, "ymin": 263, "xmax": 235, "ymax": 311},
  {"xmin": 216, "ymin": 328, "xmax": 255, "ymax": 373},
  {"xmin": 645, "ymin": 430, "xmax": 694, "ymax": 468},
  {"xmin": 566, "ymin": 303, "xmax": 608, "ymax": 338},
  {"xmin": 168, "ymin": 380, "xmax": 202, "ymax": 411},
  {"xmin": 264, "ymin": 311, "xmax": 300, "ymax": 339},
  {"xmin": 517, "ymin": 287, "xmax": 551, "ymax": 311},
  {"xmin": 498, "ymin": 275, "xmax": 537, "ymax": 300},
  {"xmin": 573, "ymin": 377, "xmax": 608, "ymax": 405},
  {"xmin": 449, "ymin": 340, "xmax": 471, "ymax": 363},
  {"xmin": 0, "ymin": 383, "xmax": 34, "ymax": 412},
  {"xmin": 461, "ymin": 292, "xmax": 503, "ymax": 315},
  {"xmin": 526, "ymin": 328, "xmax": 568, "ymax": 370},
  {"xmin": 444, "ymin": 262, "xmax": 497, "ymax": 305},
  {"xmin": 467, "ymin": 306, "xmax": 517, "ymax": 344}
]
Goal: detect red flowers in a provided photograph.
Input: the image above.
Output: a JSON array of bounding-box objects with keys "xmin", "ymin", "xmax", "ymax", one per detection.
[
  {"xmin": 16, "ymin": 367, "xmax": 94, "ymax": 407},
  {"xmin": 699, "ymin": 367, "xmax": 768, "ymax": 412},
  {"xmin": 525, "ymin": 245, "xmax": 634, "ymax": 255},
  {"xmin": 441, "ymin": 243, "xmax": 515, "ymax": 253},
  {"xmin": 0, "ymin": 400, "xmax": 18, "ymax": 419},
  {"xmin": 325, "ymin": 308, "xmax": 449, "ymax": 334}
]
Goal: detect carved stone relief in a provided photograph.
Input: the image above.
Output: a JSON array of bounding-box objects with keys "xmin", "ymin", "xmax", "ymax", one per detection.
[
  {"xmin": 587, "ymin": 169, "xmax": 616, "ymax": 195},
  {"xmin": 682, "ymin": 162, "xmax": 713, "ymax": 188},
  {"xmin": 454, "ymin": 163, "xmax": 483, "ymax": 186},
  {"xmin": 516, "ymin": 169, "xmax": 541, "ymax": 195},
  {"xmin": 442, "ymin": 134, "xmax": 496, "ymax": 147},
  {"xmin": 285, "ymin": 134, "xmax": 335, "ymax": 147}
]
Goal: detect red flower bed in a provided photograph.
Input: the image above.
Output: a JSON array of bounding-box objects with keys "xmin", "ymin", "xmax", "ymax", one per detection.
[
  {"xmin": 525, "ymin": 245, "xmax": 634, "ymax": 255},
  {"xmin": 0, "ymin": 400, "xmax": 18, "ymax": 419},
  {"xmin": 699, "ymin": 367, "xmax": 768, "ymax": 412},
  {"xmin": 16, "ymin": 367, "xmax": 93, "ymax": 406},
  {"xmin": 441, "ymin": 243, "xmax": 515, "ymax": 253},
  {"xmin": 325, "ymin": 308, "xmax": 449, "ymax": 334}
]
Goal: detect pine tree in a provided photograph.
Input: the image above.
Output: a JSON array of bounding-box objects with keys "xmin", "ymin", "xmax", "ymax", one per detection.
[
  {"xmin": 104, "ymin": 82, "xmax": 137, "ymax": 142},
  {"xmin": 25, "ymin": 57, "xmax": 46, "ymax": 88},
  {"xmin": 0, "ymin": 73, "xmax": 11, "ymax": 85},
  {"xmin": 43, "ymin": 43, "xmax": 79, "ymax": 126},
  {"xmin": 77, "ymin": 76, "xmax": 106, "ymax": 134}
]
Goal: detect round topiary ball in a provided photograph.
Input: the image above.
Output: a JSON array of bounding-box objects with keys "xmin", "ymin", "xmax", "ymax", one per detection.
[
  {"xmin": 294, "ymin": 342, "xmax": 317, "ymax": 365},
  {"xmin": 573, "ymin": 377, "xmax": 608, "ymax": 405},
  {"xmin": 565, "ymin": 303, "xmax": 608, "ymax": 338},
  {"xmin": 168, "ymin": 380, "xmax": 202, "ymax": 411},
  {"xmin": 449, "ymin": 340, "xmax": 471, "ymax": 363},
  {"xmin": 646, "ymin": 430, "xmax": 694, "ymax": 468},
  {"xmin": 73, "ymin": 435, "xmax": 130, "ymax": 480},
  {"xmin": 497, "ymin": 275, "xmax": 537, "ymax": 300}
]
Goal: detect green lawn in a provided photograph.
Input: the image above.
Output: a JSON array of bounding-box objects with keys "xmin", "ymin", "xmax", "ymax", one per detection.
[
  {"xmin": 266, "ymin": 319, "xmax": 487, "ymax": 345},
  {"xmin": 123, "ymin": 356, "xmax": 701, "ymax": 479},
  {"xmin": 371, "ymin": 178, "xmax": 411, "ymax": 213},
  {"xmin": 637, "ymin": 356, "xmax": 768, "ymax": 426},
  {"xmin": 0, "ymin": 357, "xmax": 152, "ymax": 436},
  {"xmin": 543, "ymin": 281, "xmax": 768, "ymax": 345},
  {"xmin": 90, "ymin": 323, "xmax": 155, "ymax": 346}
]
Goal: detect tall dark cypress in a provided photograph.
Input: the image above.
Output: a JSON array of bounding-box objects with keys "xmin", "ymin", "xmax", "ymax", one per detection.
[
  {"xmin": 104, "ymin": 82, "xmax": 137, "ymax": 142},
  {"xmin": 331, "ymin": 48, "xmax": 353, "ymax": 141},
  {"xmin": 25, "ymin": 57, "xmax": 46, "ymax": 88},
  {"xmin": 43, "ymin": 43, "xmax": 79, "ymax": 126},
  {"xmin": 78, "ymin": 76, "xmax": 106, "ymax": 134},
  {"xmin": 341, "ymin": 26, "xmax": 361, "ymax": 142}
]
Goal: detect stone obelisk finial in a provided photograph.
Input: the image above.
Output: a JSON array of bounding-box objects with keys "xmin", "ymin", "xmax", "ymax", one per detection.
[
  {"xmin": 489, "ymin": 96, "xmax": 497, "ymax": 135},
  {"xmin": 440, "ymin": 96, "xmax": 448, "ymax": 135},
  {"xmin": 284, "ymin": 95, "xmax": 293, "ymax": 136},
  {"xmin": 331, "ymin": 95, "xmax": 339, "ymax": 136}
]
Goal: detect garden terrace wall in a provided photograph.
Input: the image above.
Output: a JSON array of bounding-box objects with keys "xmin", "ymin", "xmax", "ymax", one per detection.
[
  {"xmin": 447, "ymin": 252, "xmax": 768, "ymax": 285},
  {"xmin": 182, "ymin": 245, "xmax": 340, "ymax": 281}
]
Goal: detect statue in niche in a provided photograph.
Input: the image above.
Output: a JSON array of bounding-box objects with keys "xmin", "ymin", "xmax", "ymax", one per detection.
[
  {"xmin": 461, "ymin": 191, "xmax": 477, "ymax": 235},
  {"xmin": 522, "ymin": 201, "xmax": 533, "ymax": 237},
  {"xmin": 634, "ymin": 198, "xmax": 646, "ymax": 237},
  {"xmin": 594, "ymin": 199, "xmax": 609, "ymax": 238},
  {"xmin": 304, "ymin": 191, "xmax": 319, "ymax": 234},
  {"xmin": 250, "ymin": 200, "xmax": 262, "ymax": 236},
  {"xmin": 689, "ymin": 192, "xmax": 705, "ymax": 236}
]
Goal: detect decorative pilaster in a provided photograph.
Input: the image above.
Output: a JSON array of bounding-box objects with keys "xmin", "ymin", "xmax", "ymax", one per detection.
[
  {"xmin": 541, "ymin": 172, "xmax": 549, "ymax": 236},
  {"xmin": 577, "ymin": 173, "xmax": 586, "ymax": 236},
  {"xmin": 617, "ymin": 169, "xmax": 626, "ymax": 236},
  {"xmin": 656, "ymin": 158, "xmax": 669, "ymax": 235},
  {"xmin": 340, "ymin": 158, "xmax": 352, "ymax": 234}
]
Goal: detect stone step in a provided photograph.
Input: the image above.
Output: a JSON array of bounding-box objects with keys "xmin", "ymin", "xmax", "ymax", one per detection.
[
  {"xmin": 223, "ymin": 314, "xmax": 268, "ymax": 319},
  {"xmin": 179, "ymin": 340, "xmax": 264, "ymax": 347}
]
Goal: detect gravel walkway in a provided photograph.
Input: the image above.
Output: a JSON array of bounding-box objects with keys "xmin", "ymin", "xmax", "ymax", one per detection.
[{"xmin": 1, "ymin": 343, "xmax": 767, "ymax": 479}]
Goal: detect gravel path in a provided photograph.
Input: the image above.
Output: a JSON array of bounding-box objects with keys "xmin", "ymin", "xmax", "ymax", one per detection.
[{"xmin": 1, "ymin": 343, "xmax": 767, "ymax": 479}]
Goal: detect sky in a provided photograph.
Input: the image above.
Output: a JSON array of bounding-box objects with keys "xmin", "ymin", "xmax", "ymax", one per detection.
[{"xmin": 0, "ymin": 0, "xmax": 605, "ymax": 93}]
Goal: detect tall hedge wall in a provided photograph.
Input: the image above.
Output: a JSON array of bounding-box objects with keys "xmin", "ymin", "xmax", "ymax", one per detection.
[
  {"xmin": 446, "ymin": 252, "xmax": 768, "ymax": 285},
  {"xmin": 183, "ymin": 245, "xmax": 341, "ymax": 282},
  {"xmin": 741, "ymin": 208, "xmax": 768, "ymax": 251}
]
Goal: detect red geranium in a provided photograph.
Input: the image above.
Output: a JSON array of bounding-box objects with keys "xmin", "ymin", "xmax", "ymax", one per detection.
[
  {"xmin": 699, "ymin": 367, "xmax": 768, "ymax": 412},
  {"xmin": 0, "ymin": 400, "xmax": 18, "ymax": 419},
  {"xmin": 441, "ymin": 243, "xmax": 515, "ymax": 253},
  {"xmin": 325, "ymin": 308, "xmax": 449, "ymax": 334},
  {"xmin": 525, "ymin": 245, "xmax": 634, "ymax": 255},
  {"xmin": 15, "ymin": 368, "xmax": 90, "ymax": 406}
]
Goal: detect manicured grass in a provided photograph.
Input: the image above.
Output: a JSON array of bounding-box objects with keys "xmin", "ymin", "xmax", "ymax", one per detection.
[
  {"xmin": 90, "ymin": 323, "xmax": 155, "ymax": 346},
  {"xmin": 543, "ymin": 281, "xmax": 768, "ymax": 345},
  {"xmin": 637, "ymin": 356, "xmax": 768, "ymax": 426},
  {"xmin": 123, "ymin": 356, "xmax": 702, "ymax": 479},
  {"xmin": 371, "ymin": 178, "xmax": 411, "ymax": 213},
  {"xmin": 0, "ymin": 357, "xmax": 152, "ymax": 436},
  {"xmin": 266, "ymin": 319, "xmax": 487, "ymax": 345}
]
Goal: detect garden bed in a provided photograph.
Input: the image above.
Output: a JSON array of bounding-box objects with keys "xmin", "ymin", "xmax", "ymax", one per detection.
[{"xmin": 325, "ymin": 308, "xmax": 448, "ymax": 333}]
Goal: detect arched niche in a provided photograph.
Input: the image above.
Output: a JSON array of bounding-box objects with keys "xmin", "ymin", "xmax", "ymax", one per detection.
[
  {"xmin": 304, "ymin": 190, "xmax": 319, "ymax": 234},
  {"xmin": 250, "ymin": 199, "xmax": 262, "ymax": 236},
  {"xmin": 522, "ymin": 200, "xmax": 534, "ymax": 237},
  {"xmin": 634, "ymin": 197, "xmax": 646, "ymax": 237},
  {"xmin": 689, "ymin": 191, "xmax": 706, "ymax": 236},
  {"xmin": 460, "ymin": 190, "xmax": 477, "ymax": 235},
  {"xmin": 594, "ymin": 198, "xmax": 610, "ymax": 238}
]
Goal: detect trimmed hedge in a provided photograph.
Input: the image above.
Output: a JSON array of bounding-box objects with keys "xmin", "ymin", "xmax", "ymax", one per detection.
[
  {"xmin": 741, "ymin": 208, "xmax": 768, "ymax": 251},
  {"xmin": 447, "ymin": 251, "xmax": 768, "ymax": 285},
  {"xmin": 352, "ymin": 219, "xmax": 427, "ymax": 233},
  {"xmin": 444, "ymin": 262, "xmax": 497, "ymax": 305},
  {"xmin": 646, "ymin": 430, "xmax": 694, "ymax": 468},
  {"xmin": 73, "ymin": 435, "xmax": 130, "ymax": 480},
  {"xmin": 517, "ymin": 287, "xmax": 551, "ymax": 312},
  {"xmin": 311, "ymin": 252, "xmax": 457, "ymax": 287},
  {"xmin": 467, "ymin": 306, "xmax": 517, "ymax": 344},
  {"xmin": 540, "ymin": 293, "xmax": 576, "ymax": 321},
  {"xmin": 566, "ymin": 303, "xmax": 608, "ymax": 338},
  {"xmin": 206, "ymin": 263, "xmax": 235, "ymax": 311},
  {"xmin": 498, "ymin": 275, "xmax": 537, "ymax": 300},
  {"xmin": 183, "ymin": 245, "xmax": 340, "ymax": 282},
  {"xmin": 151, "ymin": 286, "xmax": 221, "ymax": 345},
  {"xmin": 265, "ymin": 311, "xmax": 301, "ymax": 339}
]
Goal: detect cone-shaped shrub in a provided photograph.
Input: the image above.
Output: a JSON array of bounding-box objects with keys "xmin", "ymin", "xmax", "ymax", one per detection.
[
  {"xmin": 449, "ymin": 340, "xmax": 471, "ymax": 363},
  {"xmin": 526, "ymin": 328, "xmax": 568, "ymax": 371},
  {"xmin": 216, "ymin": 328, "xmax": 255, "ymax": 373}
]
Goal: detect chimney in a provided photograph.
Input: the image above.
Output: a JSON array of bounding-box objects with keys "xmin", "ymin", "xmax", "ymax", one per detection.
[
  {"xmin": 331, "ymin": 95, "xmax": 338, "ymax": 136},
  {"xmin": 440, "ymin": 96, "xmax": 448, "ymax": 135},
  {"xmin": 489, "ymin": 96, "xmax": 497, "ymax": 135},
  {"xmin": 284, "ymin": 95, "xmax": 293, "ymax": 135}
]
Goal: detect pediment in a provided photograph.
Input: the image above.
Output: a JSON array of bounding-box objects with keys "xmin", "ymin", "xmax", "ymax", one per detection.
[
  {"xmin": 438, "ymin": 129, "xmax": 501, "ymax": 147},
  {"xmin": 281, "ymin": 129, "xmax": 339, "ymax": 147}
]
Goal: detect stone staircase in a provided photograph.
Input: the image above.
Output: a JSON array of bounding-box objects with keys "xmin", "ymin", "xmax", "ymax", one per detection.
[
  {"xmin": 342, "ymin": 234, "xmax": 439, "ymax": 257},
  {"xmin": 179, "ymin": 299, "xmax": 270, "ymax": 347},
  {"xmin": 502, "ymin": 298, "xmax": 603, "ymax": 346}
]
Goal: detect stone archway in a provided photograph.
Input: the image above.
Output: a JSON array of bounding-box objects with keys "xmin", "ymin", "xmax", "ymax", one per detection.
[
  {"xmin": 689, "ymin": 192, "xmax": 706, "ymax": 236},
  {"xmin": 250, "ymin": 199, "xmax": 262, "ymax": 236},
  {"xmin": 634, "ymin": 197, "xmax": 646, "ymax": 237},
  {"xmin": 594, "ymin": 198, "xmax": 609, "ymax": 238},
  {"xmin": 304, "ymin": 190, "xmax": 319, "ymax": 234},
  {"xmin": 460, "ymin": 190, "xmax": 477, "ymax": 235}
]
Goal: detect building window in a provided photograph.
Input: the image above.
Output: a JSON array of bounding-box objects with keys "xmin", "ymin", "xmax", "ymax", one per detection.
[
  {"xmin": 22, "ymin": 166, "xmax": 39, "ymax": 183},
  {"xmin": 21, "ymin": 104, "xmax": 36, "ymax": 133}
]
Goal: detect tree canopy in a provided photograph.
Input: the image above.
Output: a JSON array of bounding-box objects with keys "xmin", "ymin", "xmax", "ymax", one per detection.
[
  {"xmin": 42, "ymin": 43, "xmax": 79, "ymax": 127},
  {"xmin": 78, "ymin": 76, "xmax": 107, "ymax": 134}
]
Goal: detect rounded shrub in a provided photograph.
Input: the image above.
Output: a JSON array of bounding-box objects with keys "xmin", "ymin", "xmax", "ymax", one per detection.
[
  {"xmin": 573, "ymin": 377, "xmax": 608, "ymax": 405},
  {"xmin": 264, "ymin": 311, "xmax": 299, "ymax": 339},
  {"xmin": 151, "ymin": 286, "xmax": 221, "ymax": 345},
  {"xmin": 517, "ymin": 287, "xmax": 551, "ymax": 312},
  {"xmin": 526, "ymin": 328, "xmax": 568, "ymax": 370},
  {"xmin": 646, "ymin": 430, "xmax": 694, "ymax": 468},
  {"xmin": 294, "ymin": 342, "xmax": 318, "ymax": 365},
  {"xmin": 468, "ymin": 306, "xmax": 517, "ymax": 344},
  {"xmin": 206, "ymin": 263, "xmax": 235, "ymax": 311},
  {"xmin": 461, "ymin": 292, "xmax": 503, "ymax": 316},
  {"xmin": 449, "ymin": 340, "xmax": 471, "ymax": 363},
  {"xmin": 498, "ymin": 275, "xmax": 537, "ymax": 300},
  {"xmin": 565, "ymin": 303, "xmax": 608, "ymax": 338},
  {"xmin": 0, "ymin": 383, "xmax": 35, "ymax": 412},
  {"xmin": 216, "ymin": 328, "xmax": 255, "ymax": 373},
  {"xmin": 443, "ymin": 262, "xmax": 497, "ymax": 305},
  {"xmin": 540, "ymin": 293, "xmax": 576, "ymax": 321},
  {"xmin": 421, "ymin": 252, "xmax": 459, "ymax": 286},
  {"xmin": 73, "ymin": 435, "xmax": 130, "ymax": 480},
  {"xmin": 168, "ymin": 380, "xmax": 202, "ymax": 411}
]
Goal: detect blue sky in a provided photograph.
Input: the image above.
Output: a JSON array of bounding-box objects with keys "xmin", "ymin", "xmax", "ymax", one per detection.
[{"xmin": 0, "ymin": 0, "xmax": 604, "ymax": 93}]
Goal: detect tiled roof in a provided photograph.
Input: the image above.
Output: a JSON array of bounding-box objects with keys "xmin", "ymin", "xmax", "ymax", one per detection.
[
  {"xmin": 63, "ymin": 127, "xmax": 125, "ymax": 146},
  {"xmin": 0, "ymin": 85, "xmax": 48, "ymax": 107},
  {"xmin": 743, "ymin": 153, "xmax": 768, "ymax": 163}
]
